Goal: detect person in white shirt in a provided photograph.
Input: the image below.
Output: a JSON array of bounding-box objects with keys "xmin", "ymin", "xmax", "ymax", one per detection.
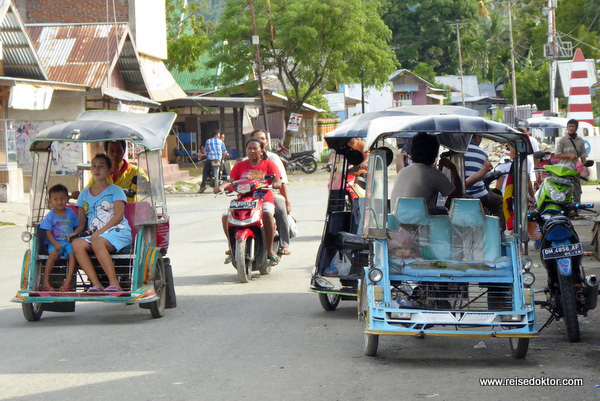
[{"xmin": 250, "ymin": 130, "xmax": 292, "ymax": 255}]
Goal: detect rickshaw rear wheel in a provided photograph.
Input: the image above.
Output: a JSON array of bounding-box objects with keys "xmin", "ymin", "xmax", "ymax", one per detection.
[
  {"xmin": 235, "ymin": 239, "xmax": 252, "ymax": 283},
  {"xmin": 22, "ymin": 303, "xmax": 43, "ymax": 322},
  {"xmin": 509, "ymin": 338, "xmax": 529, "ymax": 359},
  {"xmin": 149, "ymin": 256, "xmax": 167, "ymax": 318},
  {"xmin": 319, "ymin": 293, "xmax": 341, "ymax": 311}
]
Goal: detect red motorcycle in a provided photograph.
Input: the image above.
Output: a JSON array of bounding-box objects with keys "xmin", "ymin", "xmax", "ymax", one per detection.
[{"xmin": 224, "ymin": 175, "xmax": 281, "ymax": 283}]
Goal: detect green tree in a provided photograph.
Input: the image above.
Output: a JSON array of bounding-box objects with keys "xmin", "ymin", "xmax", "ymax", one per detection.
[
  {"xmin": 205, "ymin": 0, "xmax": 397, "ymax": 146},
  {"xmin": 463, "ymin": 10, "xmax": 509, "ymax": 84},
  {"xmin": 503, "ymin": 62, "xmax": 550, "ymax": 109},
  {"xmin": 412, "ymin": 62, "xmax": 437, "ymax": 85},
  {"xmin": 380, "ymin": 0, "xmax": 478, "ymax": 74},
  {"xmin": 166, "ymin": 0, "xmax": 209, "ymax": 72}
]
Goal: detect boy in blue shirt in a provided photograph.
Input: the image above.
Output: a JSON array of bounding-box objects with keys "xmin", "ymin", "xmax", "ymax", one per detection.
[{"xmin": 39, "ymin": 184, "xmax": 79, "ymax": 291}]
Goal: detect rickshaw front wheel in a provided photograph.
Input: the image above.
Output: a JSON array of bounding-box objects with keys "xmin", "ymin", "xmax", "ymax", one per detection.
[
  {"xmin": 22, "ymin": 303, "xmax": 43, "ymax": 322},
  {"xmin": 363, "ymin": 325, "xmax": 379, "ymax": 357},
  {"xmin": 319, "ymin": 293, "xmax": 341, "ymax": 311},
  {"xmin": 508, "ymin": 338, "xmax": 529, "ymax": 359}
]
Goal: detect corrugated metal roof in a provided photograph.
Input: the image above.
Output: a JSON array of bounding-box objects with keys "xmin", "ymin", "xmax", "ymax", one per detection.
[
  {"xmin": 26, "ymin": 23, "xmax": 143, "ymax": 89},
  {"xmin": 170, "ymin": 53, "xmax": 219, "ymax": 92},
  {"xmin": 0, "ymin": 0, "xmax": 47, "ymax": 80}
]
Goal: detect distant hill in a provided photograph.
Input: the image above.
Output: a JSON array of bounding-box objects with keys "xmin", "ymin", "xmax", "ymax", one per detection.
[{"xmin": 192, "ymin": 0, "xmax": 225, "ymax": 22}]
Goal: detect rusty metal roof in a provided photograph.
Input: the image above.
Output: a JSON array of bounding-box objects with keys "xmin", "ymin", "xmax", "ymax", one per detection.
[
  {"xmin": 26, "ymin": 22, "xmax": 144, "ymax": 89},
  {"xmin": 0, "ymin": 0, "xmax": 48, "ymax": 80}
]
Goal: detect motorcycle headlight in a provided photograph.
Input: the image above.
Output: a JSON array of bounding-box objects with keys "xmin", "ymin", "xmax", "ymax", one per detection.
[
  {"xmin": 550, "ymin": 189, "xmax": 566, "ymax": 202},
  {"xmin": 235, "ymin": 183, "xmax": 253, "ymax": 194}
]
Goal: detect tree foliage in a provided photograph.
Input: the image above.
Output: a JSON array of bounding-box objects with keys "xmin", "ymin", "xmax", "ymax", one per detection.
[
  {"xmin": 204, "ymin": 0, "xmax": 397, "ymax": 144},
  {"xmin": 503, "ymin": 62, "xmax": 550, "ymax": 110},
  {"xmin": 166, "ymin": 0, "xmax": 209, "ymax": 72},
  {"xmin": 380, "ymin": 0, "xmax": 478, "ymax": 74}
]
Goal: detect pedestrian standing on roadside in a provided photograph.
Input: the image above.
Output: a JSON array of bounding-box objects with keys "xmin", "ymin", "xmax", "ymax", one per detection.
[
  {"xmin": 198, "ymin": 130, "xmax": 228, "ymax": 193},
  {"xmin": 554, "ymin": 118, "xmax": 588, "ymax": 216}
]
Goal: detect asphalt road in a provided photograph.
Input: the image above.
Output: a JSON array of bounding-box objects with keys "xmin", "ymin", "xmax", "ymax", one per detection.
[{"xmin": 1, "ymin": 175, "xmax": 599, "ymax": 400}]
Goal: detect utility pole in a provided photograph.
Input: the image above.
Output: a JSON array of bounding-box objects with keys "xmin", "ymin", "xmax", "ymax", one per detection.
[
  {"xmin": 506, "ymin": 1, "xmax": 518, "ymax": 126},
  {"xmin": 249, "ymin": 0, "xmax": 269, "ymax": 134},
  {"xmin": 451, "ymin": 21, "xmax": 468, "ymax": 107},
  {"xmin": 548, "ymin": 0, "xmax": 558, "ymax": 114}
]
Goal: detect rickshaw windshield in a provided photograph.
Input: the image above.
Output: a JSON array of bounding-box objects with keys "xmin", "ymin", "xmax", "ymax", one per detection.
[
  {"xmin": 136, "ymin": 150, "xmax": 168, "ymax": 224},
  {"xmin": 363, "ymin": 149, "xmax": 387, "ymax": 239}
]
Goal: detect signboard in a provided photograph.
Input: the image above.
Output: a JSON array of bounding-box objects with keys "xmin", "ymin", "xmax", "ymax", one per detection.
[
  {"xmin": 287, "ymin": 113, "xmax": 303, "ymax": 132},
  {"xmin": 323, "ymin": 93, "xmax": 345, "ymax": 112}
]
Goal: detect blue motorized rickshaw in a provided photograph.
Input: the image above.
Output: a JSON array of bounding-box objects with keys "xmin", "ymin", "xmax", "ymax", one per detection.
[
  {"xmin": 354, "ymin": 114, "xmax": 537, "ymax": 358},
  {"xmin": 13, "ymin": 111, "xmax": 177, "ymax": 320},
  {"xmin": 311, "ymin": 106, "xmax": 480, "ymax": 311}
]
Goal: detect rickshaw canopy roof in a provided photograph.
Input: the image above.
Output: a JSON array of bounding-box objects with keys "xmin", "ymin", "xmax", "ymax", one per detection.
[
  {"xmin": 364, "ymin": 114, "xmax": 531, "ymax": 153},
  {"xmin": 29, "ymin": 110, "xmax": 177, "ymax": 152},
  {"xmin": 325, "ymin": 106, "xmax": 481, "ymax": 150}
]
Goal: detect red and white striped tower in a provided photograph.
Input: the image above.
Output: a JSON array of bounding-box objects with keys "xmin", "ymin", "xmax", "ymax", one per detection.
[{"xmin": 567, "ymin": 48, "xmax": 594, "ymax": 125}]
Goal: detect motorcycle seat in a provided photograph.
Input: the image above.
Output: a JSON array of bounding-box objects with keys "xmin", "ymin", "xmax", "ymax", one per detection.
[{"xmin": 290, "ymin": 150, "xmax": 314, "ymax": 158}]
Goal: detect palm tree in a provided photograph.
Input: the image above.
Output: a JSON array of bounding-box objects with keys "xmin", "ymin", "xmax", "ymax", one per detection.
[{"xmin": 465, "ymin": 10, "xmax": 509, "ymax": 83}]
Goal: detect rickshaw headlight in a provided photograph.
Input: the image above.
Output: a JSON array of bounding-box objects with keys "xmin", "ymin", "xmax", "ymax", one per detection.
[
  {"xmin": 368, "ymin": 268, "xmax": 383, "ymax": 283},
  {"xmin": 390, "ymin": 312, "xmax": 412, "ymax": 320},
  {"xmin": 523, "ymin": 272, "xmax": 535, "ymax": 287},
  {"xmin": 522, "ymin": 257, "xmax": 533, "ymax": 272},
  {"xmin": 21, "ymin": 231, "xmax": 32, "ymax": 242},
  {"xmin": 550, "ymin": 189, "xmax": 566, "ymax": 202},
  {"xmin": 501, "ymin": 314, "xmax": 523, "ymax": 322},
  {"xmin": 315, "ymin": 277, "xmax": 334, "ymax": 289}
]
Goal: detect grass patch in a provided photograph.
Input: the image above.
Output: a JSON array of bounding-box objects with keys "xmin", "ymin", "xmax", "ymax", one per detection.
[
  {"xmin": 0, "ymin": 221, "xmax": 15, "ymax": 226},
  {"xmin": 583, "ymin": 180, "xmax": 600, "ymax": 185}
]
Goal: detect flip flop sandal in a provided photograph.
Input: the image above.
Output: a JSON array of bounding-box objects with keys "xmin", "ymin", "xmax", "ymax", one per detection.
[
  {"xmin": 86, "ymin": 285, "xmax": 104, "ymax": 293},
  {"xmin": 268, "ymin": 254, "xmax": 280, "ymax": 265},
  {"xmin": 104, "ymin": 286, "xmax": 123, "ymax": 292},
  {"xmin": 38, "ymin": 284, "xmax": 54, "ymax": 291},
  {"xmin": 224, "ymin": 255, "xmax": 232, "ymax": 264},
  {"xmin": 59, "ymin": 283, "xmax": 71, "ymax": 292}
]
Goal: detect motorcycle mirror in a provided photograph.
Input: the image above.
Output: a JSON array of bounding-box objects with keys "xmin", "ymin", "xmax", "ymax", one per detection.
[
  {"xmin": 533, "ymin": 151, "xmax": 546, "ymax": 159},
  {"xmin": 584, "ymin": 160, "xmax": 594, "ymax": 167}
]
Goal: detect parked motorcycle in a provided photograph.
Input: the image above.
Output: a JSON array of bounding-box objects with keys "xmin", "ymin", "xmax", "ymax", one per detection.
[
  {"xmin": 530, "ymin": 151, "xmax": 598, "ymax": 342},
  {"xmin": 276, "ymin": 143, "xmax": 318, "ymax": 174},
  {"xmin": 223, "ymin": 175, "xmax": 281, "ymax": 283}
]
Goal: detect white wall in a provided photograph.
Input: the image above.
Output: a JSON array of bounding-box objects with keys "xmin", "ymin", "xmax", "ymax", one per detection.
[
  {"xmin": 133, "ymin": 0, "xmax": 167, "ymax": 60},
  {"xmin": 344, "ymin": 83, "xmax": 394, "ymax": 118},
  {"xmin": 7, "ymin": 96, "xmax": 84, "ymax": 122}
]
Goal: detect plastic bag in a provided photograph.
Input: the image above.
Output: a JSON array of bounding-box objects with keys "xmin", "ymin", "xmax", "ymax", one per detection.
[
  {"xmin": 288, "ymin": 214, "xmax": 298, "ymax": 238},
  {"xmin": 329, "ymin": 251, "xmax": 352, "ymax": 276}
]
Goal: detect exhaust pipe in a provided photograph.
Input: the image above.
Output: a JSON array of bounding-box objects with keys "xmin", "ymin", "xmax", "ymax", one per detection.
[{"xmin": 584, "ymin": 275, "xmax": 599, "ymax": 311}]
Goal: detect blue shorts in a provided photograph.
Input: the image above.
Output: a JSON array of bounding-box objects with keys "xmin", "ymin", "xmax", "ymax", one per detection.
[
  {"xmin": 48, "ymin": 240, "xmax": 74, "ymax": 258},
  {"xmin": 84, "ymin": 224, "xmax": 132, "ymax": 252}
]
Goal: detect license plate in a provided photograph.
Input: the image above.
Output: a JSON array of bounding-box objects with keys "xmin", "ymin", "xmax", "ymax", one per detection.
[
  {"xmin": 230, "ymin": 201, "xmax": 257, "ymax": 209},
  {"xmin": 542, "ymin": 243, "xmax": 583, "ymax": 260}
]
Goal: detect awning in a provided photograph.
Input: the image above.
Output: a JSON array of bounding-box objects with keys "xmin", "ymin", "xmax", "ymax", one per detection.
[
  {"xmin": 139, "ymin": 54, "xmax": 187, "ymax": 102},
  {"xmin": 0, "ymin": 76, "xmax": 87, "ymax": 91},
  {"xmin": 162, "ymin": 96, "xmax": 264, "ymax": 108},
  {"xmin": 102, "ymin": 87, "xmax": 160, "ymax": 108},
  {"xmin": 426, "ymin": 93, "xmax": 446, "ymax": 100}
]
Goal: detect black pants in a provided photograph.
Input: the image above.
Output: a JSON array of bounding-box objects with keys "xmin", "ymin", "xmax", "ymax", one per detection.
[
  {"xmin": 201, "ymin": 159, "xmax": 217, "ymax": 188},
  {"xmin": 480, "ymin": 191, "xmax": 505, "ymax": 230}
]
